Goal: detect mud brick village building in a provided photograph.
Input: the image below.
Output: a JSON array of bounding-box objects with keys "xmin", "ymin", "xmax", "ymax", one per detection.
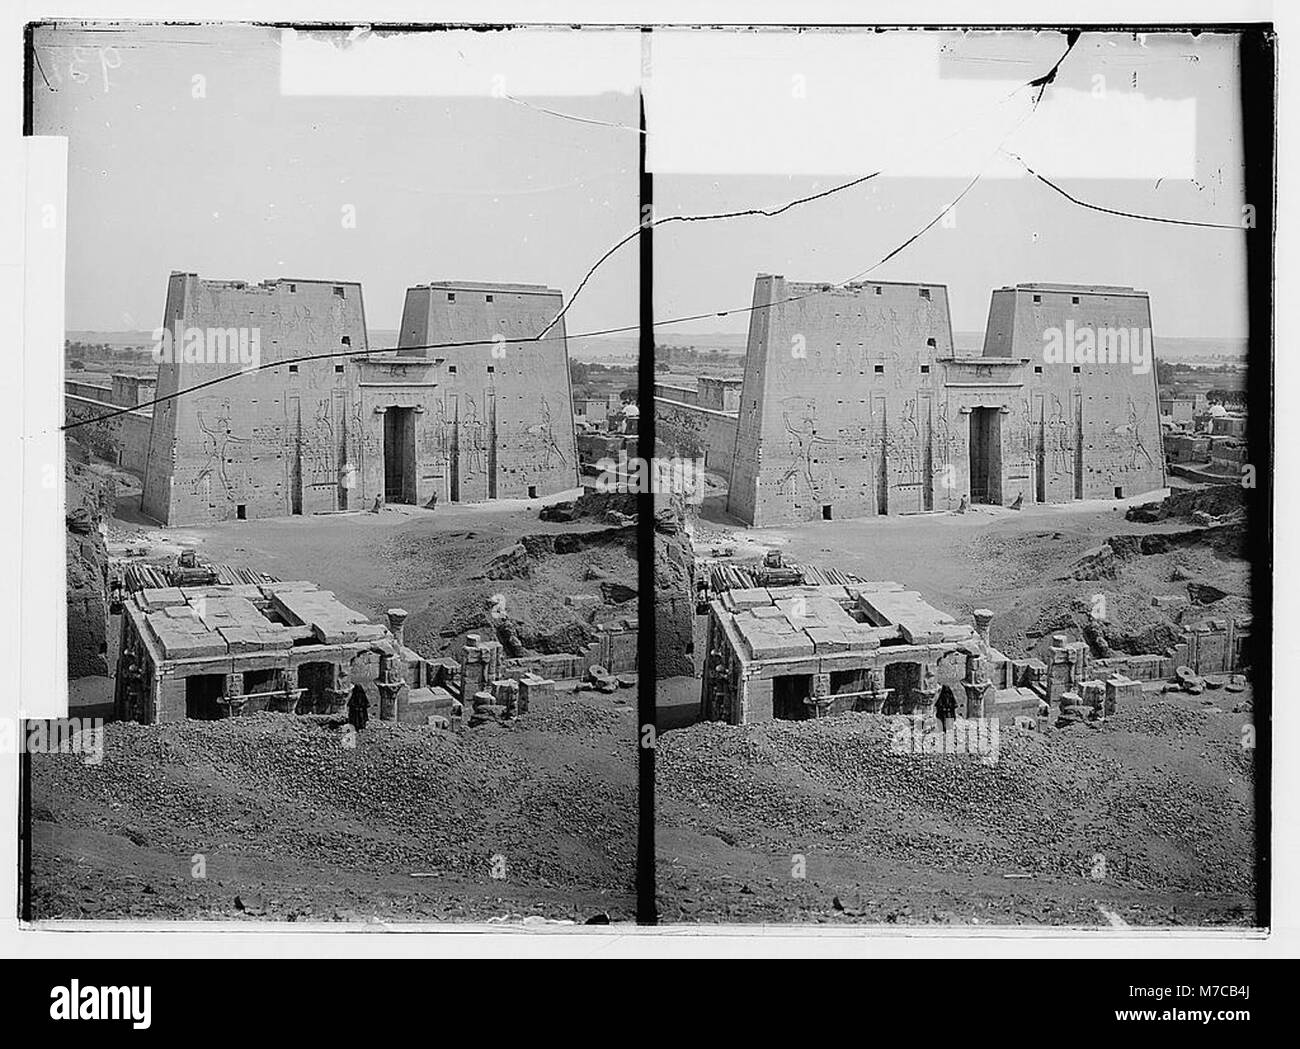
[
  {"xmin": 658, "ymin": 276, "xmax": 1166, "ymax": 527},
  {"xmin": 137, "ymin": 273, "xmax": 579, "ymax": 525}
]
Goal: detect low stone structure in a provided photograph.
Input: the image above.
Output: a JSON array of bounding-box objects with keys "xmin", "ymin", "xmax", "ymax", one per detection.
[
  {"xmin": 698, "ymin": 554, "xmax": 1254, "ymax": 731},
  {"xmin": 457, "ymin": 633, "xmax": 557, "ymax": 728},
  {"xmin": 654, "ymin": 378, "xmax": 740, "ymax": 478},
  {"xmin": 115, "ymin": 580, "xmax": 405, "ymax": 724},
  {"xmin": 700, "ymin": 581, "xmax": 1025, "ymax": 725}
]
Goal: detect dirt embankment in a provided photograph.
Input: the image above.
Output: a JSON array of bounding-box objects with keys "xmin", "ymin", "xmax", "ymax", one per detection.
[
  {"xmin": 655, "ymin": 500, "xmax": 695, "ymax": 678},
  {"xmin": 31, "ymin": 699, "xmax": 637, "ymax": 923},
  {"xmin": 657, "ymin": 696, "xmax": 1255, "ymax": 926},
  {"xmin": 400, "ymin": 525, "xmax": 638, "ymax": 664},
  {"xmin": 67, "ymin": 448, "xmax": 115, "ymax": 678},
  {"xmin": 967, "ymin": 504, "xmax": 1249, "ymax": 664},
  {"xmin": 1126, "ymin": 486, "xmax": 1246, "ymax": 523}
]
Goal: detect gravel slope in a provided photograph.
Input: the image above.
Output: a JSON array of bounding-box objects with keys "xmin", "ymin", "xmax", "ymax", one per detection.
[
  {"xmin": 657, "ymin": 693, "xmax": 1256, "ymax": 926},
  {"xmin": 31, "ymin": 695, "xmax": 638, "ymax": 924}
]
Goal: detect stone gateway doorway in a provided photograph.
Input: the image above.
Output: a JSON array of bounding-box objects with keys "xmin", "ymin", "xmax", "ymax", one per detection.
[
  {"xmin": 968, "ymin": 407, "xmax": 1003, "ymax": 505},
  {"xmin": 383, "ymin": 406, "xmax": 417, "ymax": 504}
]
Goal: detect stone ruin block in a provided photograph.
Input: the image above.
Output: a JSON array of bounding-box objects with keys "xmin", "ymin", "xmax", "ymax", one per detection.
[
  {"xmin": 460, "ymin": 636, "xmax": 504, "ymax": 698},
  {"xmin": 1124, "ymin": 653, "xmax": 1167, "ymax": 681},
  {"xmin": 517, "ymin": 673, "xmax": 555, "ymax": 713},
  {"xmin": 805, "ymin": 626, "xmax": 849, "ymax": 652},
  {"xmin": 987, "ymin": 652, "xmax": 1012, "ymax": 689},
  {"xmin": 841, "ymin": 625, "xmax": 884, "ymax": 651},
  {"xmin": 140, "ymin": 587, "xmax": 188, "ymax": 610},
  {"xmin": 1080, "ymin": 679, "xmax": 1107, "ymax": 717},
  {"xmin": 962, "ymin": 681, "xmax": 991, "ymax": 719},
  {"xmin": 1012, "ymin": 657, "xmax": 1047, "ymax": 690},
  {"xmin": 1105, "ymin": 674, "xmax": 1141, "ymax": 713},
  {"xmin": 469, "ymin": 688, "xmax": 508, "ymax": 727},
  {"xmin": 899, "ymin": 623, "xmax": 945, "ymax": 645},
  {"xmin": 726, "ymin": 587, "xmax": 771, "ymax": 611},
  {"xmin": 582, "ymin": 663, "xmax": 620, "ymax": 693},
  {"xmin": 428, "ymin": 658, "xmax": 458, "ymax": 689},
  {"xmin": 492, "ymin": 678, "xmax": 521, "ymax": 716},
  {"xmin": 1057, "ymin": 692, "xmax": 1092, "ymax": 727}
]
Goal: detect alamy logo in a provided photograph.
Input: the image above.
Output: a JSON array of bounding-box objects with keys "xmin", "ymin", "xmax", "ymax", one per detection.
[
  {"xmin": 152, "ymin": 321, "xmax": 261, "ymax": 371},
  {"xmin": 1042, "ymin": 320, "xmax": 1152, "ymax": 375},
  {"xmin": 890, "ymin": 715, "xmax": 1000, "ymax": 765},
  {"xmin": 49, "ymin": 981, "xmax": 151, "ymax": 1029}
]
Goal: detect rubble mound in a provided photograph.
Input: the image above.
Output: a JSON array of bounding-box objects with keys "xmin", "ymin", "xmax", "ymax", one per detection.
[
  {"xmin": 539, "ymin": 490, "xmax": 638, "ymax": 523},
  {"xmin": 66, "ymin": 454, "xmax": 115, "ymax": 678},
  {"xmin": 1071, "ymin": 527, "xmax": 1246, "ymax": 581},
  {"xmin": 31, "ymin": 706, "xmax": 636, "ymax": 921},
  {"xmin": 484, "ymin": 543, "xmax": 530, "ymax": 580},
  {"xmin": 403, "ymin": 519, "xmax": 636, "ymax": 664},
  {"xmin": 519, "ymin": 526, "xmax": 637, "ymax": 560},
  {"xmin": 517, "ymin": 700, "xmax": 627, "ymax": 735},
  {"xmin": 655, "ymin": 498, "xmax": 695, "ymax": 677},
  {"xmin": 1126, "ymin": 486, "xmax": 1246, "ymax": 523},
  {"xmin": 658, "ymin": 705, "xmax": 1254, "ymax": 905}
]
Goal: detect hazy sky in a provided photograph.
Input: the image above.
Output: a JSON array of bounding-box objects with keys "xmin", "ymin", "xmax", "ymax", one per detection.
[
  {"xmin": 33, "ymin": 24, "xmax": 640, "ymax": 336},
  {"xmin": 647, "ymin": 30, "xmax": 1251, "ymax": 339},
  {"xmin": 34, "ymin": 26, "xmax": 1253, "ymax": 342}
]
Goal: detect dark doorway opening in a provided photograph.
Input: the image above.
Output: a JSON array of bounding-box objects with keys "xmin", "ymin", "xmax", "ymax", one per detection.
[
  {"xmin": 968, "ymin": 407, "xmax": 1003, "ymax": 505},
  {"xmin": 528, "ymin": 485, "xmax": 537, "ymax": 499},
  {"xmin": 383, "ymin": 407, "xmax": 417, "ymax": 504},
  {"xmin": 243, "ymin": 668, "xmax": 280, "ymax": 694},
  {"xmin": 185, "ymin": 673, "xmax": 226, "ymax": 720},
  {"xmin": 297, "ymin": 662, "xmax": 335, "ymax": 715},
  {"xmin": 822, "ymin": 504, "xmax": 832, "ymax": 520},
  {"xmin": 242, "ymin": 668, "xmax": 282, "ymax": 713},
  {"xmin": 829, "ymin": 667, "xmax": 868, "ymax": 713},
  {"xmin": 884, "ymin": 661, "xmax": 922, "ymax": 715},
  {"xmin": 772, "ymin": 673, "xmax": 812, "ymax": 720}
]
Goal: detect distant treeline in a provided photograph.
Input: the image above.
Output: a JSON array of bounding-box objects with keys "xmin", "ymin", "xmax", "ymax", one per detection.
[
  {"xmin": 570, "ymin": 359, "xmax": 636, "ymax": 404},
  {"xmin": 653, "ymin": 343, "xmax": 745, "ymax": 376},
  {"xmin": 66, "ymin": 339, "xmax": 154, "ymax": 371}
]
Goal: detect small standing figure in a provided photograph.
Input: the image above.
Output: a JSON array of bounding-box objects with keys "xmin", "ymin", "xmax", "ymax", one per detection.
[
  {"xmin": 348, "ymin": 682, "xmax": 370, "ymax": 731},
  {"xmin": 936, "ymin": 684, "xmax": 959, "ymax": 736}
]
